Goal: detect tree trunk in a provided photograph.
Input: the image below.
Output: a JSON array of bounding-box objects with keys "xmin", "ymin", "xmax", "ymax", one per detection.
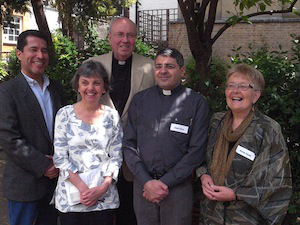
[
  {"xmin": 56, "ymin": 1, "xmax": 73, "ymax": 39},
  {"xmin": 178, "ymin": 0, "xmax": 213, "ymax": 95},
  {"xmin": 191, "ymin": 42, "xmax": 212, "ymax": 96},
  {"xmin": 30, "ymin": 0, "xmax": 56, "ymax": 62}
]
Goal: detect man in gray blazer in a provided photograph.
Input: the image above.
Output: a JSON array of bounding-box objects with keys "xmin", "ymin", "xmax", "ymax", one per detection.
[
  {"xmin": 87, "ymin": 17, "xmax": 155, "ymax": 225},
  {"xmin": 0, "ymin": 30, "xmax": 66, "ymax": 225}
]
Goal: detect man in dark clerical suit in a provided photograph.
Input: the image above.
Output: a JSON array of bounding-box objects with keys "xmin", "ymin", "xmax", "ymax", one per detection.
[{"xmin": 0, "ymin": 30, "xmax": 66, "ymax": 225}]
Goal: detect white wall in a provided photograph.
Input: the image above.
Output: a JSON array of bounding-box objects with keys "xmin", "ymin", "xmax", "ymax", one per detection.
[
  {"xmin": 138, "ymin": 0, "xmax": 177, "ymax": 10},
  {"xmin": 28, "ymin": 6, "xmax": 61, "ymax": 31},
  {"xmin": 129, "ymin": 0, "xmax": 178, "ymax": 22}
]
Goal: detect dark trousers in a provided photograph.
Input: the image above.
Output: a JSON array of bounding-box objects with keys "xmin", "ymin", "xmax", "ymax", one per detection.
[
  {"xmin": 133, "ymin": 179, "xmax": 193, "ymax": 225},
  {"xmin": 59, "ymin": 210, "xmax": 114, "ymax": 225},
  {"xmin": 115, "ymin": 172, "xmax": 137, "ymax": 225},
  {"xmin": 8, "ymin": 193, "xmax": 58, "ymax": 225}
]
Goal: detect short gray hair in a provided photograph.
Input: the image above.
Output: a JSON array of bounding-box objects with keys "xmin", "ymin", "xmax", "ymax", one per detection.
[
  {"xmin": 71, "ymin": 60, "xmax": 110, "ymax": 92},
  {"xmin": 108, "ymin": 17, "xmax": 137, "ymax": 34},
  {"xmin": 227, "ymin": 64, "xmax": 265, "ymax": 91}
]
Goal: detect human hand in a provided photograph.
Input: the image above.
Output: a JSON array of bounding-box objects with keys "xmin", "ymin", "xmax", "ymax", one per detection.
[
  {"xmin": 143, "ymin": 180, "xmax": 169, "ymax": 203},
  {"xmin": 200, "ymin": 174, "xmax": 215, "ymax": 199},
  {"xmin": 80, "ymin": 177, "xmax": 112, "ymax": 207},
  {"xmin": 44, "ymin": 156, "xmax": 59, "ymax": 179},
  {"xmin": 204, "ymin": 185, "xmax": 236, "ymax": 202}
]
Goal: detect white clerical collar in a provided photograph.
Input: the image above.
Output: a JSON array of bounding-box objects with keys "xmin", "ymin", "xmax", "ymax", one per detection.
[
  {"xmin": 162, "ymin": 89, "xmax": 172, "ymax": 96},
  {"xmin": 118, "ymin": 60, "xmax": 126, "ymax": 65}
]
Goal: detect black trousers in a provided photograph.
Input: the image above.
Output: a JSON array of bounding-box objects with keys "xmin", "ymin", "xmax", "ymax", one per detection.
[
  {"xmin": 59, "ymin": 209, "xmax": 114, "ymax": 225},
  {"xmin": 115, "ymin": 172, "xmax": 137, "ymax": 225}
]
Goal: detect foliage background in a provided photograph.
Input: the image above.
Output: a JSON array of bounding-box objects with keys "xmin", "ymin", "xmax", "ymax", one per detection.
[
  {"xmin": 3, "ymin": 27, "xmax": 157, "ymax": 103},
  {"xmin": 0, "ymin": 29, "xmax": 299, "ymax": 223}
]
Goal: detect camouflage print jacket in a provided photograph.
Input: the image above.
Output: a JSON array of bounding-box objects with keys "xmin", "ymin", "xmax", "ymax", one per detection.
[{"xmin": 196, "ymin": 110, "xmax": 292, "ymax": 225}]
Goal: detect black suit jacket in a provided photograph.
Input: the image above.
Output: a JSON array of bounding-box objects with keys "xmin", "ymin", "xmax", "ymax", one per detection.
[{"xmin": 0, "ymin": 73, "xmax": 66, "ymax": 201}]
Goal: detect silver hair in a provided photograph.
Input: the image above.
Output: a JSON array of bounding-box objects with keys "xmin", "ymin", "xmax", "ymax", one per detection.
[{"xmin": 108, "ymin": 17, "xmax": 137, "ymax": 34}]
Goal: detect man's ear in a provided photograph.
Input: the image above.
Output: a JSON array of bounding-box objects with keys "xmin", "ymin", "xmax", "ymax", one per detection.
[
  {"xmin": 108, "ymin": 32, "xmax": 112, "ymax": 41},
  {"xmin": 180, "ymin": 66, "xmax": 185, "ymax": 78},
  {"xmin": 16, "ymin": 49, "xmax": 22, "ymax": 61}
]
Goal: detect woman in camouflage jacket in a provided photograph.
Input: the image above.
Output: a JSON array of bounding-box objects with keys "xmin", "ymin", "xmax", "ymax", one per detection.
[{"xmin": 197, "ymin": 64, "xmax": 292, "ymax": 225}]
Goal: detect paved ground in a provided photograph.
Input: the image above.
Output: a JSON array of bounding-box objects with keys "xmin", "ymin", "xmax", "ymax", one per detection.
[{"xmin": 0, "ymin": 151, "xmax": 9, "ymax": 225}]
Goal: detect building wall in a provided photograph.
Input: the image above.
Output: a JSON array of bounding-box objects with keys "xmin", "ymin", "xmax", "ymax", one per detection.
[
  {"xmin": 1, "ymin": 5, "xmax": 60, "ymax": 56},
  {"xmin": 129, "ymin": 0, "xmax": 178, "ymax": 22},
  {"xmin": 168, "ymin": 19, "xmax": 300, "ymax": 63},
  {"xmin": 1, "ymin": 12, "xmax": 31, "ymax": 53},
  {"xmin": 28, "ymin": 6, "xmax": 60, "ymax": 32}
]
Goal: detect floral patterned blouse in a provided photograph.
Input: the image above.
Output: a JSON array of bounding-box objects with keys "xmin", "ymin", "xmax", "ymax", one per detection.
[{"xmin": 53, "ymin": 105, "xmax": 123, "ymax": 213}]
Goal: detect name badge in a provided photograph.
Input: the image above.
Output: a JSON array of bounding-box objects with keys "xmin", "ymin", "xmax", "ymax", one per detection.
[
  {"xmin": 170, "ymin": 123, "xmax": 189, "ymax": 134},
  {"xmin": 236, "ymin": 145, "xmax": 255, "ymax": 161}
]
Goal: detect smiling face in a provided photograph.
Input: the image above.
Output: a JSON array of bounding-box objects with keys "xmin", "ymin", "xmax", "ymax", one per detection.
[
  {"xmin": 225, "ymin": 73, "xmax": 261, "ymax": 116},
  {"xmin": 154, "ymin": 55, "xmax": 184, "ymax": 90},
  {"xmin": 108, "ymin": 18, "xmax": 136, "ymax": 61},
  {"xmin": 16, "ymin": 36, "xmax": 49, "ymax": 80},
  {"xmin": 78, "ymin": 75, "xmax": 106, "ymax": 104}
]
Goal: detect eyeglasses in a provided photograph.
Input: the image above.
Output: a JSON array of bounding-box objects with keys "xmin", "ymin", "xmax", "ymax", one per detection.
[
  {"xmin": 112, "ymin": 32, "xmax": 136, "ymax": 39},
  {"xmin": 226, "ymin": 83, "xmax": 254, "ymax": 91}
]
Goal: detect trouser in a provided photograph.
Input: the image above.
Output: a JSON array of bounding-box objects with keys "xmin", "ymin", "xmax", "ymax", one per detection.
[
  {"xmin": 59, "ymin": 209, "xmax": 114, "ymax": 225},
  {"xmin": 8, "ymin": 193, "xmax": 58, "ymax": 225},
  {"xmin": 115, "ymin": 172, "xmax": 137, "ymax": 225},
  {"xmin": 133, "ymin": 178, "xmax": 193, "ymax": 225}
]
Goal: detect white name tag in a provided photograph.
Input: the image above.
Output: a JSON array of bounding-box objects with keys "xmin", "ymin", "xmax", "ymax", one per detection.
[
  {"xmin": 236, "ymin": 145, "xmax": 255, "ymax": 161},
  {"xmin": 170, "ymin": 123, "xmax": 189, "ymax": 134}
]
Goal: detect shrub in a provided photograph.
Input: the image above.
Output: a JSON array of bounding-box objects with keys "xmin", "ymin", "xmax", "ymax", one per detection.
[
  {"xmin": 4, "ymin": 32, "xmax": 80, "ymax": 103},
  {"xmin": 135, "ymin": 38, "xmax": 157, "ymax": 59},
  {"xmin": 5, "ymin": 26, "xmax": 158, "ymax": 103},
  {"xmin": 79, "ymin": 24, "xmax": 157, "ymax": 61},
  {"xmin": 6, "ymin": 49, "xmax": 19, "ymax": 80},
  {"xmin": 79, "ymin": 25, "xmax": 112, "ymax": 61},
  {"xmin": 0, "ymin": 61, "xmax": 9, "ymax": 81},
  {"xmin": 184, "ymin": 56, "xmax": 228, "ymax": 114},
  {"xmin": 47, "ymin": 31, "xmax": 80, "ymax": 103}
]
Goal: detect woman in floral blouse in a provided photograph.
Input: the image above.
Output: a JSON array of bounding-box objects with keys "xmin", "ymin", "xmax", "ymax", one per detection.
[{"xmin": 53, "ymin": 60, "xmax": 123, "ymax": 225}]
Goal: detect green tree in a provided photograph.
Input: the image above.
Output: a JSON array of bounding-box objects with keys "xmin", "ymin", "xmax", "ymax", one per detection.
[
  {"xmin": 53, "ymin": 0, "xmax": 136, "ymax": 38},
  {"xmin": 5, "ymin": 28, "xmax": 157, "ymax": 103},
  {"xmin": 1, "ymin": 0, "xmax": 136, "ymax": 61},
  {"xmin": 0, "ymin": 61, "xmax": 8, "ymax": 81},
  {"xmin": 1, "ymin": 0, "xmax": 56, "ymax": 60},
  {"xmin": 0, "ymin": 1, "xmax": 30, "ymax": 24},
  {"xmin": 178, "ymin": 0, "xmax": 299, "ymax": 95}
]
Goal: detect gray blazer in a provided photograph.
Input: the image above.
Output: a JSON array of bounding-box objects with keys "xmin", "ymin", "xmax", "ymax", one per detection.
[
  {"xmin": 0, "ymin": 73, "xmax": 66, "ymax": 201},
  {"xmin": 87, "ymin": 52, "xmax": 156, "ymax": 128}
]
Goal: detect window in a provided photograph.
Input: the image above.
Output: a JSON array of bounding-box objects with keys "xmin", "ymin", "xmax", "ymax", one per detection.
[{"xmin": 3, "ymin": 17, "xmax": 22, "ymax": 44}]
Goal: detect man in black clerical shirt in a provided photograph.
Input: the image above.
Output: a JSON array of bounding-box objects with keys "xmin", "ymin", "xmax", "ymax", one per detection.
[
  {"xmin": 110, "ymin": 54, "xmax": 132, "ymax": 115},
  {"xmin": 86, "ymin": 17, "xmax": 155, "ymax": 225},
  {"xmin": 123, "ymin": 48, "xmax": 209, "ymax": 225}
]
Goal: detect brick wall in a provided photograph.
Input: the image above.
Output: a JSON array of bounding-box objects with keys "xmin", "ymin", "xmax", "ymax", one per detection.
[{"xmin": 168, "ymin": 19, "xmax": 300, "ymax": 63}]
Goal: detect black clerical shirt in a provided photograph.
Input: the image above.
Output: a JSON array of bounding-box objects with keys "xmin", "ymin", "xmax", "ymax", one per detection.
[
  {"xmin": 110, "ymin": 54, "xmax": 132, "ymax": 116},
  {"xmin": 123, "ymin": 84, "xmax": 209, "ymax": 188}
]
